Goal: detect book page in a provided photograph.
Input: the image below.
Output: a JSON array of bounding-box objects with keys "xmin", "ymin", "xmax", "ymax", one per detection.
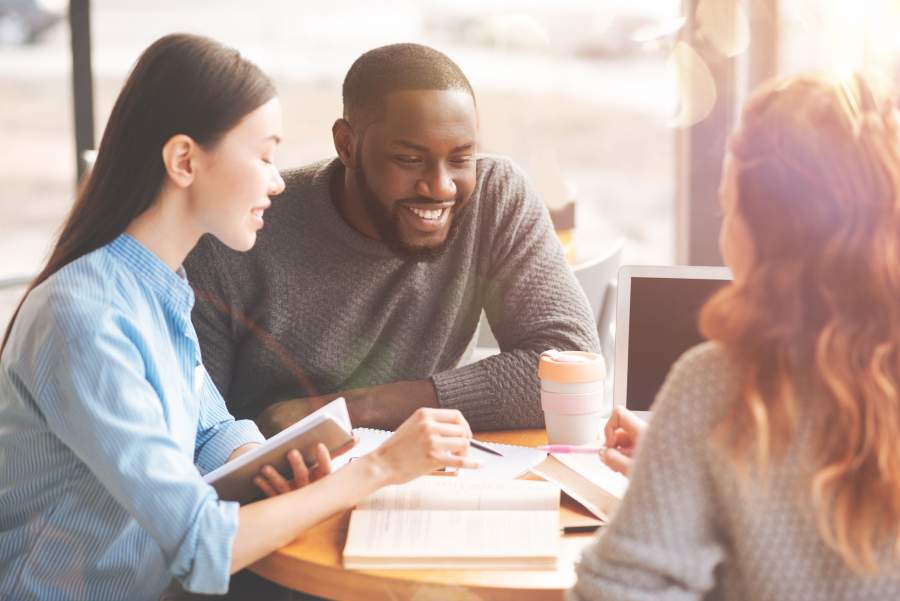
[
  {"xmin": 357, "ymin": 476, "xmax": 559, "ymax": 512},
  {"xmin": 552, "ymin": 453, "xmax": 629, "ymax": 499},
  {"xmin": 343, "ymin": 474, "xmax": 561, "ymax": 568},
  {"xmin": 344, "ymin": 509, "xmax": 559, "ymax": 561},
  {"xmin": 529, "ymin": 455, "xmax": 625, "ymax": 522}
]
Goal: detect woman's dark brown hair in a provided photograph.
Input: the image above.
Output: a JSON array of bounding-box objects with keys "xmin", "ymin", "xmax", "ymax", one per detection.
[{"xmin": 1, "ymin": 33, "xmax": 275, "ymax": 356}]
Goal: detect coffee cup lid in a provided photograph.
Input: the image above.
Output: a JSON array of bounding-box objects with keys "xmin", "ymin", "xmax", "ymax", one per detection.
[{"xmin": 539, "ymin": 349, "xmax": 606, "ymax": 383}]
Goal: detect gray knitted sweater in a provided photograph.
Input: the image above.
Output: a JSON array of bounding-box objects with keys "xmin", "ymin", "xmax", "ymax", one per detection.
[
  {"xmin": 184, "ymin": 156, "xmax": 599, "ymax": 430},
  {"xmin": 571, "ymin": 342, "xmax": 900, "ymax": 601}
]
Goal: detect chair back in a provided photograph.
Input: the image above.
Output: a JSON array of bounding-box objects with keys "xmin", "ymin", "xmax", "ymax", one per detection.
[{"xmin": 571, "ymin": 237, "xmax": 624, "ymax": 327}]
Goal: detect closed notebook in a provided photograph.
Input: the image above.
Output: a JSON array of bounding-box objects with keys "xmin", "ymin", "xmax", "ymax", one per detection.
[{"xmin": 343, "ymin": 476, "xmax": 560, "ymax": 570}]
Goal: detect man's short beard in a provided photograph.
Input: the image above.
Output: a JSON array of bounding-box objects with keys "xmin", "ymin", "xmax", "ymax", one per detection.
[{"xmin": 354, "ymin": 152, "xmax": 459, "ymax": 262}]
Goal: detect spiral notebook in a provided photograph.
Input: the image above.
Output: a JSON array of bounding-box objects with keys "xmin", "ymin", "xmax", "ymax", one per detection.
[{"xmin": 331, "ymin": 428, "xmax": 547, "ymax": 482}]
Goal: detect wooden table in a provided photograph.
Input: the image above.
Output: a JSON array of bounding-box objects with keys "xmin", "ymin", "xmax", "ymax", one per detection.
[{"xmin": 248, "ymin": 429, "xmax": 602, "ymax": 601}]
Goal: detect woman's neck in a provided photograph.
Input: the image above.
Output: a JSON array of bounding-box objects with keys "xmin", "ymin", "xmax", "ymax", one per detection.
[{"xmin": 125, "ymin": 189, "xmax": 201, "ymax": 271}]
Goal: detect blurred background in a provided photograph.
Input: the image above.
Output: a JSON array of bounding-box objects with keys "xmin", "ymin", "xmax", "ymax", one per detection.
[{"xmin": 3, "ymin": 0, "xmax": 900, "ymax": 326}]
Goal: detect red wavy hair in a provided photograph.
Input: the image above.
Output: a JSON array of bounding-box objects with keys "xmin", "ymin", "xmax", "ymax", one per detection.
[{"xmin": 700, "ymin": 72, "xmax": 900, "ymax": 573}]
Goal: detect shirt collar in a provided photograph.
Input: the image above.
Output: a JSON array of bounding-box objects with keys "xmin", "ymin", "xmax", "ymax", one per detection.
[{"xmin": 107, "ymin": 233, "xmax": 195, "ymax": 315}]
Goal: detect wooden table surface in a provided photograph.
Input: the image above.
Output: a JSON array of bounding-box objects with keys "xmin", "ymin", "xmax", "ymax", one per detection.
[{"xmin": 248, "ymin": 429, "xmax": 601, "ymax": 601}]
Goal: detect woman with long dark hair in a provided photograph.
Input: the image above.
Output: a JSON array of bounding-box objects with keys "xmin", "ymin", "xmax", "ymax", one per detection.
[
  {"xmin": 573, "ymin": 72, "xmax": 900, "ymax": 599},
  {"xmin": 0, "ymin": 34, "xmax": 479, "ymax": 600}
]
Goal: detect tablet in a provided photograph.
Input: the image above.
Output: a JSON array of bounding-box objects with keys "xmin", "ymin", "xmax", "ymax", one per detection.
[
  {"xmin": 204, "ymin": 397, "xmax": 354, "ymax": 504},
  {"xmin": 613, "ymin": 265, "xmax": 731, "ymax": 411}
]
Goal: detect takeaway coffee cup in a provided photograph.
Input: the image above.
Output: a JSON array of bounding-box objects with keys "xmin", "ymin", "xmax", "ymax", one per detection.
[{"xmin": 538, "ymin": 349, "xmax": 607, "ymax": 445}]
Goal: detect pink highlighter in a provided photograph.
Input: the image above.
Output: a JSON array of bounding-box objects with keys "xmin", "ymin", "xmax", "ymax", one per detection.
[{"xmin": 537, "ymin": 444, "xmax": 606, "ymax": 454}]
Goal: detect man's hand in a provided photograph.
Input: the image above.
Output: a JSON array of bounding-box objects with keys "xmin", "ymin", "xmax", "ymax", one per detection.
[{"xmin": 345, "ymin": 379, "xmax": 439, "ymax": 429}]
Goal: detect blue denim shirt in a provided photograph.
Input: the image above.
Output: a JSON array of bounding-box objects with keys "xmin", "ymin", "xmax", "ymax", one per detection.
[{"xmin": 0, "ymin": 233, "xmax": 265, "ymax": 600}]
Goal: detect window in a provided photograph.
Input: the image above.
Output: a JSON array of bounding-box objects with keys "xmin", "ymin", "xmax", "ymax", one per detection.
[{"xmin": 2, "ymin": 0, "xmax": 694, "ymax": 324}]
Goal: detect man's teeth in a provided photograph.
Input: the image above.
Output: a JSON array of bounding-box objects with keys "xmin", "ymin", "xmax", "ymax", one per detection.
[{"xmin": 408, "ymin": 207, "xmax": 445, "ymax": 220}]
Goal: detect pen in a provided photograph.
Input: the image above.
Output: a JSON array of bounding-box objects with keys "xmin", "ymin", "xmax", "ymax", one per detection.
[
  {"xmin": 563, "ymin": 524, "xmax": 603, "ymax": 533},
  {"xmin": 469, "ymin": 439, "xmax": 504, "ymax": 457},
  {"xmin": 538, "ymin": 444, "xmax": 606, "ymax": 454}
]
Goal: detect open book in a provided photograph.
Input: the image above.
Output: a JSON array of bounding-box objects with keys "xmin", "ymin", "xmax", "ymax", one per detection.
[
  {"xmin": 343, "ymin": 477, "xmax": 560, "ymax": 570},
  {"xmin": 530, "ymin": 453, "xmax": 629, "ymax": 522}
]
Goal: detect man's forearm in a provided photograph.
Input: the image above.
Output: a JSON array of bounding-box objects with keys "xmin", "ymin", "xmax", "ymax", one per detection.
[
  {"xmin": 345, "ymin": 379, "xmax": 438, "ymax": 429},
  {"xmin": 255, "ymin": 379, "xmax": 438, "ymax": 435}
]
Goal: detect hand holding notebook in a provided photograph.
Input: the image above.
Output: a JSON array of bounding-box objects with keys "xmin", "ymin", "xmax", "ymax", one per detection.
[{"xmin": 204, "ymin": 397, "xmax": 355, "ymax": 504}]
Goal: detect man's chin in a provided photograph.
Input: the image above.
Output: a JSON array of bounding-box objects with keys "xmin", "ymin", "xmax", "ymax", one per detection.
[{"xmin": 390, "ymin": 237, "xmax": 449, "ymax": 262}]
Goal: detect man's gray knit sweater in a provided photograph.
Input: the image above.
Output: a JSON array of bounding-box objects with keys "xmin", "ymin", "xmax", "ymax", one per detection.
[
  {"xmin": 184, "ymin": 156, "xmax": 600, "ymax": 430},
  {"xmin": 571, "ymin": 342, "xmax": 900, "ymax": 601}
]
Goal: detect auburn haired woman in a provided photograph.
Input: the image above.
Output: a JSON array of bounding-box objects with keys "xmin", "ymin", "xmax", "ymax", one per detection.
[{"xmin": 574, "ymin": 72, "xmax": 900, "ymax": 599}]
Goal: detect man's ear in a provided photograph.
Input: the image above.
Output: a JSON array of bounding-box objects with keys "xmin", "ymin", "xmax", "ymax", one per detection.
[
  {"xmin": 332, "ymin": 118, "xmax": 356, "ymax": 169},
  {"xmin": 161, "ymin": 134, "xmax": 196, "ymax": 188}
]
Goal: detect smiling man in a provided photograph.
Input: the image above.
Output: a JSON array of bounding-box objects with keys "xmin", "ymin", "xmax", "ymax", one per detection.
[{"xmin": 185, "ymin": 43, "xmax": 600, "ymax": 435}]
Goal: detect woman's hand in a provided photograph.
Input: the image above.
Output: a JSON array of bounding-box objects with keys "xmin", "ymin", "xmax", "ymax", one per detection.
[
  {"xmin": 253, "ymin": 444, "xmax": 333, "ymax": 498},
  {"xmin": 601, "ymin": 406, "xmax": 648, "ymax": 476},
  {"xmin": 367, "ymin": 407, "xmax": 482, "ymax": 485}
]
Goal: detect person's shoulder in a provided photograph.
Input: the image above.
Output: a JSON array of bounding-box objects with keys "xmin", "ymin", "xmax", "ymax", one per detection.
[
  {"xmin": 36, "ymin": 246, "xmax": 119, "ymax": 307},
  {"xmin": 185, "ymin": 232, "xmax": 241, "ymax": 273},
  {"xmin": 279, "ymin": 158, "xmax": 339, "ymax": 201},
  {"xmin": 476, "ymin": 153, "xmax": 519, "ymax": 175},
  {"xmin": 253, "ymin": 157, "xmax": 340, "ymax": 239},
  {"xmin": 651, "ymin": 341, "xmax": 740, "ymax": 430},
  {"xmin": 184, "ymin": 160, "xmax": 342, "ymax": 291},
  {"xmin": 475, "ymin": 154, "xmax": 530, "ymax": 191},
  {"xmin": 40, "ymin": 247, "xmax": 136, "ymax": 322},
  {"xmin": 10, "ymin": 249, "xmax": 134, "ymax": 362},
  {"xmin": 473, "ymin": 154, "xmax": 542, "ymax": 216},
  {"xmin": 672, "ymin": 341, "xmax": 735, "ymax": 382}
]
